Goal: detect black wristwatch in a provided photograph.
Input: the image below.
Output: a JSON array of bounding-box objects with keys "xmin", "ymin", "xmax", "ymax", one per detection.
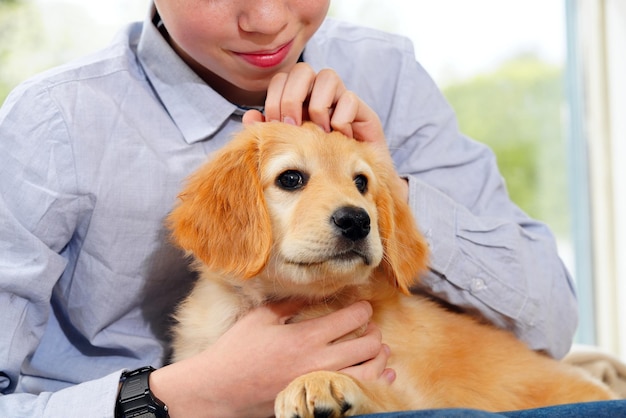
[{"xmin": 116, "ymin": 366, "xmax": 169, "ymax": 418}]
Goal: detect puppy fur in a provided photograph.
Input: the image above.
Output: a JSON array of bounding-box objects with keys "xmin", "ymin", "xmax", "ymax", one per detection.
[{"xmin": 168, "ymin": 122, "xmax": 615, "ymax": 417}]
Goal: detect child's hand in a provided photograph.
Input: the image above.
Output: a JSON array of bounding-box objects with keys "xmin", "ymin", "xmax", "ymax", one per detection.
[
  {"xmin": 243, "ymin": 63, "xmax": 384, "ymax": 146},
  {"xmin": 243, "ymin": 63, "xmax": 408, "ymax": 202}
]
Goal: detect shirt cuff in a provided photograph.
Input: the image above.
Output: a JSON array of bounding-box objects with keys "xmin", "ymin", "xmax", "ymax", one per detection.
[{"xmin": 45, "ymin": 369, "xmax": 123, "ymax": 418}]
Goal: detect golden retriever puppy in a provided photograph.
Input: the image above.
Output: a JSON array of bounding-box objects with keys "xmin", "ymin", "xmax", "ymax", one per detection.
[{"xmin": 168, "ymin": 122, "xmax": 615, "ymax": 417}]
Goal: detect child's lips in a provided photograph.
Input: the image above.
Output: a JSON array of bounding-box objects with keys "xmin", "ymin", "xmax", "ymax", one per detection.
[{"xmin": 234, "ymin": 41, "xmax": 293, "ymax": 68}]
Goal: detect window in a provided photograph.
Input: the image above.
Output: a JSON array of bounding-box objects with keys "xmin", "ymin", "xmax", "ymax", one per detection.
[{"xmin": 567, "ymin": 0, "xmax": 626, "ymax": 358}]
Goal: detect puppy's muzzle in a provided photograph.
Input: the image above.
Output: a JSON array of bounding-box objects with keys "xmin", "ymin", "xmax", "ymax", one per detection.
[{"xmin": 332, "ymin": 206, "xmax": 371, "ymax": 242}]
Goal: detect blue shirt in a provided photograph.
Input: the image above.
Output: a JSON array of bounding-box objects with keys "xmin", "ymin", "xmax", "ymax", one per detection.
[{"xmin": 0, "ymin": 7, "xmax": 577, "ymax": 417}]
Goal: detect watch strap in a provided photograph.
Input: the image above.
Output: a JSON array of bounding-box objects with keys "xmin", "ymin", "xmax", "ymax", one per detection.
[{"xmin": 116, "ymin": 366, "xmax": 169, "ymax": 418}]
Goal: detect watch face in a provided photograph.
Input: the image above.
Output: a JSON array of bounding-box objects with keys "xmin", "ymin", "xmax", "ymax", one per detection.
[{"xmin": 117, "ymin": 367, "xmax": 168, "ymax": 418}]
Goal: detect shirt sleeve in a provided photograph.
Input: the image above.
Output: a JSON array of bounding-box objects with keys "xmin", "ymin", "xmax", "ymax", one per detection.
[
  {"xmin": 0, "ymin": 84, "xmax": 120, "ymax": 417},
  {"xmin": 0, "ymin": 371, "xmax": 122, "ymax": 418},
  {"xmin": 383, "ymin": 38, "xmax": 578, "ymax": 359}
]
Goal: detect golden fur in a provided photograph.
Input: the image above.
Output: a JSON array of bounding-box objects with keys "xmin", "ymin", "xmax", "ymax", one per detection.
[{"xmin": 168, "ymin": 122, "xmax": 615, "ymax": 417}]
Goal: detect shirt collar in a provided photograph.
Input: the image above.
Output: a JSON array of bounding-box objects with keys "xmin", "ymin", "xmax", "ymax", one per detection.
[{"xmin": 137, "ymin": 5, "xmax": 238, "ymax": 144}]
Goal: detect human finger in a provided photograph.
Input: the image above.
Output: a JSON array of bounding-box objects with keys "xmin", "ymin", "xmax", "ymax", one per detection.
[
  {"xmin": 264, "ymin": 72, "xmax": 289, "ymax": 123},
  {"xmin": 306, "ymin": 68, "xmax": 347, "ymax": 132},
  {"xmin": 330, "ymin": 90, "xmax": 384, "ymax": 144},
  {"xmin": 264, "ymin": 63, "xmax": 316, "ymax": 125},
  {"xmin": 320, "ymin": 320, "xmax": 383, "ymax": 372},
  {"xmin": 295, "ymin": 301, "xmax": 373, "ymax": 344},
  {"xmin": 242, "ymin": 109, "xmax": 265, "ymax": 125},
  {"xmin": 341, "ymin": 343, "xmax": 396, "ymax": 385},
  {"xmin": 244, "ymin": 299, "xmax": 307, "ymax": 326}
]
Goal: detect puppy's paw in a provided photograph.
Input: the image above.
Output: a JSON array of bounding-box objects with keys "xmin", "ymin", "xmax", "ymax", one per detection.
[{"xmin": 275, "ymin": 371, "xmax": 365, "ymax": 418}]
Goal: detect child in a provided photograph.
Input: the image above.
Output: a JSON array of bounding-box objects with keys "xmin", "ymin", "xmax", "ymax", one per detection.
[{"xmin": 0, "ymin": 1, "xmax": 576, "ymax": 417}]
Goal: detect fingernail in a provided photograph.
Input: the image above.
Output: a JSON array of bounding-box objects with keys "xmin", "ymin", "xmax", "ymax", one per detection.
[
  {"xmin": 283, "ymin": 116, "xmax": 296, "ymax": 125},
  {"xmin": 383, "ymin": 368, "xmax": 396, "ymax": 384},
  {"xmin": 383, "ymin": 344, "xmax": 391, "ymax": 356}
]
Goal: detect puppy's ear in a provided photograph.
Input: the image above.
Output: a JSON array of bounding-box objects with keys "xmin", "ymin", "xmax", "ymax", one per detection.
[
  {"xmin": 375, "ymin": 166, "xmax": 429, "ymax": 295},
  {"xmin": 168, "ymin": 130, "xmax": 271, "ymax": 279}
]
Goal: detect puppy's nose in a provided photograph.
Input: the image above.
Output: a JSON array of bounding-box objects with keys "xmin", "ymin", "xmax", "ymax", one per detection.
[{"xmin": 332, "ymin": 206, "xmax": 371, "ymax": 241}]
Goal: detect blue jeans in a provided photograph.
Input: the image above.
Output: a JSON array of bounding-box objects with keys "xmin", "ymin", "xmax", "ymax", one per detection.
[{"xmin": 358, "ymin": 400, "xmax": 626, "ymax": 417}]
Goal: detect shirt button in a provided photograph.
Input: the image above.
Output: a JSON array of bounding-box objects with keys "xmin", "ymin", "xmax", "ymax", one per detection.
[
  {"xmin": 470, "ymin": 278, "xmax": 486, "ymax": 292},
  {"xmin": 424, "ymin": 229, "xmax": 434, "ymax": 249}
]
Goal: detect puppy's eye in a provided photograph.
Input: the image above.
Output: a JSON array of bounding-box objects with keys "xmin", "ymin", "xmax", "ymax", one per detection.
[
  {"xmin": 277, "ymin": 170, "xmax": 307, "ymax": 191},
  {"xmin": 354, "ymin": 174, "xmax": 368, "ymax": 194}
]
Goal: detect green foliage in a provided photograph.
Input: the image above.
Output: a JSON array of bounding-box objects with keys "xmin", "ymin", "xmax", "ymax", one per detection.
[
  {"xmin": 0, "ymin": 0, "xmax": 42, "ymax": 104},
  {"xmin": 443, "ymin": 56, "xmax": 570, "ymax": 236},
  {"xmin": 0, "ymin": 0, "xmax": 128, "ymax": 106}
]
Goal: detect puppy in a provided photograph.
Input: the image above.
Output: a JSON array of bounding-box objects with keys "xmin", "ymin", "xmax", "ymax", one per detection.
[{"xmin": 168, "ymin": 122, "xmax": 615, "ymax": 417}]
